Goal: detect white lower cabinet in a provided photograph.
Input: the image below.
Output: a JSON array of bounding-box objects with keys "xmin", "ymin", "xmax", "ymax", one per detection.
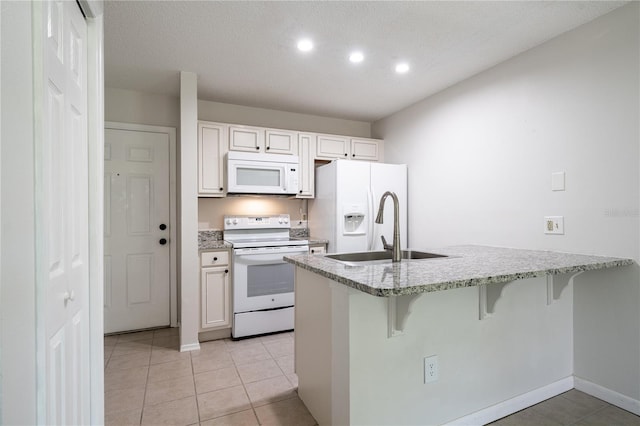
[
  {"xmin": 309, "ymin": 244, "xmax": 326, "ymax": 255},
  {"xmin": 200, "ymin": 250, "xmax": 231, "ymax": 330}
]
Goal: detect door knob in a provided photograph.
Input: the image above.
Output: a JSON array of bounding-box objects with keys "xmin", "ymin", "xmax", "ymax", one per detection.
[
  {"xmin": 64, "ymin": 290, "xmax": 75, "ymax": 302},
  {"xmin": 159, "ymin": 238, "xmax": 167, "ymax": 245},
  {"xmin": 159, "ymin": 224, "xmax": 167, "ymax": 230}
]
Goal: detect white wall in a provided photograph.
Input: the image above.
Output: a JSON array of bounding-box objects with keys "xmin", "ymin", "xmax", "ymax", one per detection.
[
  {"xmin": 198, "ymin": 99, "xmax": 371, "ymax": 138},
  {"xmin": 373, "ymin": 3, "xmax": 639, "ymax": 402},
  {"xmin": 0, "ymin": 2, "xmax": 37, "ymax": 424},
  {"xmin": 199, "ymin": 198, "xmax": 306, "ymax": 230},
  {"xmin": 105, "ymin": 87, "xmax": 180, "ymax": 128}
]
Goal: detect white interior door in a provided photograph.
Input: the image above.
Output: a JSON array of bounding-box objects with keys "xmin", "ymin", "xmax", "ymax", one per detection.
[
  {"xmin": 42, "ymin": 1, "xmax": 90, "ymax": 423},
  {"xmin": 104, "ymin": 126, "xmax": 171, "ymax": 333}
]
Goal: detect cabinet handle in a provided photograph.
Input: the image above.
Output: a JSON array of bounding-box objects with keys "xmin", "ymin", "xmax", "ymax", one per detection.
[
  {"xmin": 266, "ymin": 146, "xmax": 270, "ymax": 150},
  {"xmin": 344, "ymin": 153, "xmax": 348, "ymax": 157},
  {"xmin": 256, "ymin": 146, "xmax": 260, "ymax": 150},
  {"xmin": 311, "ymin": 249, "xmax": 315, "ymax": 254},
  {"xmin": 299, "ymin": 190, "xmax": 303, "ymax": 194},
  {"xmin": 219, "ymin": 187, "xmax": 223, "ymax": 191},
  {"xmin": 352, "ymin": 154, "xmax": 355, "ymax": 157},
  {"xmin": 224, "ymin": 269, "xmax": 229, "ymax": 274}
]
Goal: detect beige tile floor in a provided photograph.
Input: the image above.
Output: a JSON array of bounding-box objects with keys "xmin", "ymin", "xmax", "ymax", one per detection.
[
  {"xmin": 105, "ymin": 328, "xmax": 640, "ymax": 426},
  {"xmin": 104, "ymin": 328, "xmax": 316, "ymax": 426},
  {"xmin": 491, "ymin": 389, "xmax": 640, "ymax": 426}
]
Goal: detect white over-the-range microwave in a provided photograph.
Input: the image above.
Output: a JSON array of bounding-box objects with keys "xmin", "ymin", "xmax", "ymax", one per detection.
[{"xmin": 226, "ymin": 151, "xmax": 299, "ymax": 195}]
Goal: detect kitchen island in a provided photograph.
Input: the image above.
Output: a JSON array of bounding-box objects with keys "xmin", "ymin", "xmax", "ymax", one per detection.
[{"xmin": 284, "ymin": 245, "xmax": 634, "ymax": 425}]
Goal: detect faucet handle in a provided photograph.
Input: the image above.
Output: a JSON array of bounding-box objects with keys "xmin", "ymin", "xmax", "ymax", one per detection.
[{"xmin": 381, "ymin": 235, "xmax": 392, "ymax": 250}]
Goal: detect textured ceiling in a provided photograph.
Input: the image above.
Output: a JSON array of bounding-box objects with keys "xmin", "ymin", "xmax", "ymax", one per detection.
[{"xmin": 104, "ymin": 1, "xmax": 627, "ymax": 122}]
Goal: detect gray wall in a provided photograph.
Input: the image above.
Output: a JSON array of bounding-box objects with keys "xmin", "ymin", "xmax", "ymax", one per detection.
[{"xmin": 373, "ymin": 3, "xmax": 639, "ymax": 401}]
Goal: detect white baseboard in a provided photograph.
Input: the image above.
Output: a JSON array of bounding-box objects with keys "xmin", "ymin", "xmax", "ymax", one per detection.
[
  {"xmin": 445, "ymin": 377, "xmax": 574, "ymax": 426},
  {"xmin": 180, "ymin": 342, "xmax": 201, "ymax": 352},
  {"xmin": 574, "ymin": 376, "xmax": 640, "ymax": 416}
]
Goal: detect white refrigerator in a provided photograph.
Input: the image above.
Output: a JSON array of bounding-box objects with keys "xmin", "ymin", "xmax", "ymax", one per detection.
[{"xmin": 309, "ymin": 160, "xmax": 408, "ymax": 253}]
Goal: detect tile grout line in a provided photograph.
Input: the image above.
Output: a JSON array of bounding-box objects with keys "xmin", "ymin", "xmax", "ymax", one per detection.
[
  {"xmin": 190, "ymin": 350, "xmax": 202, "ymax": 425},
  {"xmin": 138, "ymin": 337, "xmax": 153, "ymax": 426},
  {"xmin": 565, "ymin": 403, "xmax": 611, "ymax": 426}
]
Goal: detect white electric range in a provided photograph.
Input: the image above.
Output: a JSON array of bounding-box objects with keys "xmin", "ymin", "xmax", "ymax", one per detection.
[{"xmin": 224, "ymin": 214, "xmax": 309, "ymax": 338}]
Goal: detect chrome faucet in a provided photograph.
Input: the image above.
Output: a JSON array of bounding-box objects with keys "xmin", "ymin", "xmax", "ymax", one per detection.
[{"xmin": 375, "ymin": 191, "xmax": 401, "ymax": 262}]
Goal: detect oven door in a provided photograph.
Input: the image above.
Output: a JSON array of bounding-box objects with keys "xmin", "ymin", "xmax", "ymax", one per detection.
[{"xmin": 233, "ymin": 246, "xmax": 308, "ymax": 313}]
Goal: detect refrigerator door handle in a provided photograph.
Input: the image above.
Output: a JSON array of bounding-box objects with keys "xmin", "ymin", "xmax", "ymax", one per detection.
[{"xmin": 367, "ymin": 187, "xmax": 374, "ymax": 250}]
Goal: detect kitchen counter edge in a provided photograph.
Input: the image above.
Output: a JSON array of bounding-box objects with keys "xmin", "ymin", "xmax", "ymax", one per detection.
[{"xmin": 284, "ymin": 245, "xmax": 635, "ymax": 297}]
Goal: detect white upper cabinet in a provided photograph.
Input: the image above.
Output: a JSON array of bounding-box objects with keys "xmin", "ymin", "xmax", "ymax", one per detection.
[
  {"xmin": 229, "ymin": 125, "xmax": 265, "ymax": 152},
  {"xmin": 297, "ymin": 133, "xmax": 315, "ymax": 198},
  {"xmin": 198, "ymin": 122, "xmax": 228, "ymax": 197},
  {"xmin": 266, "ymin": 129, "xmax": 298, "ymax": 155},
  {"xmin": 229, "ymin": 125, "xmax": 298, "ymax": 155},
  {"xmin": 198, "ymin": 120, "xmax": 384, "ymax": 199},
  {"xmin": 315, "ymin": 134, "xmax": 350, "ymax": 160},
  {"xmin": 351, "ymin": 138, "xmax": 383, "ymax": 162}
]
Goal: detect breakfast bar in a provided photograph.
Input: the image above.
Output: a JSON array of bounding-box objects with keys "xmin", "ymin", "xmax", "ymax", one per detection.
[{"xmin": 285, "ymin": 245, "xmax": 634, "ymax": 425}]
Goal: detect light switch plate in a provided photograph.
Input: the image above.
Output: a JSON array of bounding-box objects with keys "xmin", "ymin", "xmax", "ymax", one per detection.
[
  {"xmin": 544, "ymin": 216, "xmax": 564, "ymax": 234},
  {"xmin": 551, "ymin": 172, "xmax": 565, "ymax": 191}
]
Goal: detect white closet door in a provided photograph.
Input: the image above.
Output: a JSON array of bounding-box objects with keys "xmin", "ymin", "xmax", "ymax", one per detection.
[{"xmin": 41, "ymin": 1, "xmax": 90, "ymax": 424}]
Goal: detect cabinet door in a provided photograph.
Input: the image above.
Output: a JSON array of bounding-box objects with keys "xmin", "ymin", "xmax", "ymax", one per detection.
[
  {"xmin": 198, "ymin": 122, "xmax": 227, "ymax": 196},
  {"xmin": 229, "ymin": 125, "xmax": 265, "ymax": 152},
  {"xmin": 266, "ymin": 129, "xmax": 298, "ymax": 155},
  {"xmin": 201, "ymin": 267, "xmax": 231, "ymax": 329},
  {"xmin": 351, "ymin": 138, "xmax": 383, "ymax": 162},
  {"xmin": 316, "ymin": 134, "xmax": 350, "ymax": 159},
  {"xmin": 296, "ymin": 133, "xmax": 315, "ymax": 198},
  {"xmin": 309, "ymin": 245, "xmax": 326, "ymax": 255}
]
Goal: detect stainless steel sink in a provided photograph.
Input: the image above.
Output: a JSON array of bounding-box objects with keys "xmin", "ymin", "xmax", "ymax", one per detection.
[{"xmin": 326, "ymin": 250, "xmax": 448, "ymax": 265}]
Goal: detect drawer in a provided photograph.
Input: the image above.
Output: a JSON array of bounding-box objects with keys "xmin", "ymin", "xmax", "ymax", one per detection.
[
  {"xmin": 201, "ymin": 251, "xmax": 229, "ymax": 266},
  {"xmin": 309, "ymin": 245, "xmax": 326, "ymax": 255}
]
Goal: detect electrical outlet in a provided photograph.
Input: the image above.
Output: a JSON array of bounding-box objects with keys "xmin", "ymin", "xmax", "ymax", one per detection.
[
  {"xmin": 424, "ymin": 355, "xmax": 439, "ymax": 384},
  {"xmin": 544, "ymin": 216, "xmax": 564, "ymax": 235}
]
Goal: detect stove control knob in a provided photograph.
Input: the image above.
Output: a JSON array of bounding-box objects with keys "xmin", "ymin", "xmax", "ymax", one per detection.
[
  {"xmin": 283, "ymin": 217, "xmax": 289, "ymax": 224},
  {"xmin": 226, "ymin": 219, "xmax": 232, "ymax": 225},
  {"xmin": 278, "ymin": 218, "xmax": 283, "ymax": 224},
  {"xmin": 232, "ymin": 218, "xmax": 239, "ymax": 225}
]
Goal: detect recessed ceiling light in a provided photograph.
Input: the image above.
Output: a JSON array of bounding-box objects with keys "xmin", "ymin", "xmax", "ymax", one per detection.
[
  {"xmin": 349, "ymin": 51, "xmax": 364, "ymax": 63},
  {"xmin": 395, "ymin": 63, "xmax": 410, "ymax": 74},
  {"xmin": 297, "ymin": 39, "xmax": 314, "ymax": 52}
]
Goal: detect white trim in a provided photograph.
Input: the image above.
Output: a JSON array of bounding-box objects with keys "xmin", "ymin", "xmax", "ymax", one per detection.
[
  {"xmin": 179, "ymin": 71, "xmax": 200, "ymax": 350},
  {"xmin": 574, "ymin": 376, "xmax": 640, "ymax": 416},
  {"xmin": 87, "ymin": 12, "xmax": 105, "ymax": 425},
  {"xmin": 104, "ymin": 121, "xmax": 179, "ymax": 329},
  {"xmin": 180, "ymin": 343, "xmax": 201, "ymax": 352},
  {"xmin": 445, "ymin": 377, "xmax": 574, "ymax": 426}
]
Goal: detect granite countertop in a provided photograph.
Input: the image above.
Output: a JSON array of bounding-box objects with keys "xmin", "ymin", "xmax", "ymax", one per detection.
[
  {"xmin": 199, "ymin": 241, "xmax": 232, "ymax": 251},
  {"xmin": 308, "ymin": 238, "xmax": 329, "ymax": 246},
  {"xmin": 198, "ymin": 230, "xmax": 232, "ymax": 250},
  {"xmin": 284, "ymin": 245, "xmax": 634, "ymax": 297}
]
